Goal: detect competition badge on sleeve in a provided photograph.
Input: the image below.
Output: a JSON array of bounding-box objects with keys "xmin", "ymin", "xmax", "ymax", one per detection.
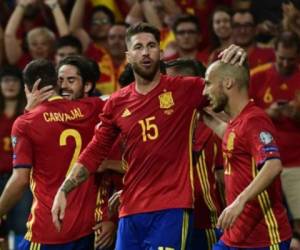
[{"xmin": 259, "ymin": 131, "xmax": 273, "ymax": 145}]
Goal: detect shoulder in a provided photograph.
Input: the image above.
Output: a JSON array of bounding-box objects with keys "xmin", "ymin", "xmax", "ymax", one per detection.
[{"xmin": 250, "ymin": 63, "xmax": 273, "ymax": 77}]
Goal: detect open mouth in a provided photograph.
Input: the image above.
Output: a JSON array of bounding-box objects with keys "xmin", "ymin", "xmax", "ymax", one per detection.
[
  {"xmin": 61, "ymin": 91, "xmax": 72, "ymax": 98},
  {"xmin": 141, "ymin": 59, "xmax": 152, "ymax": 67}
]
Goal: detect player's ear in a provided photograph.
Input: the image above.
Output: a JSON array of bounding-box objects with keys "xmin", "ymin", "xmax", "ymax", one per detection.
[
  {"xmin": 223, "ymin": 77, "xmax": 234, "ymax": 89},
  {"xmin": 84, "ymin": 82, "xmax": 93, "ymax": 94}
]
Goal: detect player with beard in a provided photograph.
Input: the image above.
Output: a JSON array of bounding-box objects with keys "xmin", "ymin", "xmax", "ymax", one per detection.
[
  {"xmin": 203, "ymin": 61, "xmax": 292, "ymax": 249},
  {"xmin": 52, "ymin": 23, "xmax": 246, "ymax": 250}
]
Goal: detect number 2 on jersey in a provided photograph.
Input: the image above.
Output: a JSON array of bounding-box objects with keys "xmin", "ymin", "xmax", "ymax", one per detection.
[
  {"xmin": 59, "ymin": 129, "xmax": 82, "ymax": 176},
  {"xmin": 138, "ymin": 116, "xmax": 159, "ymax": 142}
]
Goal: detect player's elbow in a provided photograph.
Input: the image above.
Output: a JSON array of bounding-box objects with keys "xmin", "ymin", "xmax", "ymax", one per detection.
[{"xmin": 12, "ymin": 169, "xmax": 30, "ymax": 189}]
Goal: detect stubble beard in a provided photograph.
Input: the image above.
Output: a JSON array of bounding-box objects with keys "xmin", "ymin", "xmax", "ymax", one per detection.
[
  {"xmin": 131, "ymin": 60, "xmax": 160, "ymax": 82},
  {"xmin": 212, "ymin": 93, "xmax": 228, "ymax": 113}
]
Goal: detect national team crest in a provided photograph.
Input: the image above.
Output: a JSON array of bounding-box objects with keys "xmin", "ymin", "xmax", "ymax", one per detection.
[
  {"xmin": 158, "ymin": 91, "xmax": 174, "ymax": 109},
  {"xmin": 227, "ymin": 132, "xmax": 235, "ymax": 151}
]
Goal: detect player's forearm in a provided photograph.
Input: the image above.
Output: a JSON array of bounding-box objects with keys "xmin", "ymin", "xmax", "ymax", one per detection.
[
  {"xmin": 59, "ymin": 163, "xmax": 90, "ymax": 195},
  {"xmin": 236, "ymin": 159, "xmax": 282, "ymax": 205},
  {"xmin": 0, "ymin": 173, "xmax": 29, "ymax": 216}
]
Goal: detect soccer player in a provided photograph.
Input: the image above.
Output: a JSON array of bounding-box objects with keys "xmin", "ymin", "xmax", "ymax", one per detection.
[
  {"xmin": 203, "ymin": 60, "xmax": 292, "ymax": 249},
  {"xmin": 52, "ymin": 23, "xmax": 246, "ymax": 250},
  {"xmin": 0, "ymin": 59, "xmax": 105, "ymax": 249}
]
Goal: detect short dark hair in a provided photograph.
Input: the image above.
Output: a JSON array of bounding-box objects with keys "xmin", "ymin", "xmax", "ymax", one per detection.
[
  {"xmin": 172, "ymin": 15, "xmax": 200, "ymax": 33},
  {"xmin": 232, "ymin": 9, "xmax": 256, "ymax": 25},
  {"xmin": 166, "ymin": 59, "xmax": 206, "ymax": 77},
  {"xmin": 57, "ymin": 55, "xmax": 99, "ymax": 95},
  {"xmin": 274, "ymin": 31, "xmax": 300, "ymax": 53},
  {"xmin": 55, "ymin": 35, "xmax": 83, "ymax": 54},
  {"xmin": 0, "ymin": 65, "xmax": 23, "ymax": 83},
  {"xmin": 91, "ymin": 5, "xmax": 115, "ymax": 25},
  {"xmin": 126, "ymin": 22, "xmax": 160, "ymax": 45},
  {"xmin": 23, "ymin": 59, "xmax": 57, "ymax": 91}
]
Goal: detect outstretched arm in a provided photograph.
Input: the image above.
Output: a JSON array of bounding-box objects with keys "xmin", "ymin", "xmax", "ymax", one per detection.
[
  {"xmin": 69, "ymin": 0, "xmax": 91, "ymax": 52},
  {"xmin": 0, "ymin": 168, "xmax": 31, "ymax": 217},
  {"xmin": 44, "ymin": 0, "xmax": 69, "ymax": 37},
  {"xmin": 4, "ymin": 0, "xmax": 36, "ymax": 64}
]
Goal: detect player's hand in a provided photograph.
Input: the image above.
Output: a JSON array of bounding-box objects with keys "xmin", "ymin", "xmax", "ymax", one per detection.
[
  {"xmin": 217, "ymin": 197, "xmax": 245, "ymax": 230},
  {"xmin": 93, "ymin": 221, "xmax": 116, "ymax": 249},
  {"xmin": 24, "ymin": 79, "xmax": 54, "ymax": 111},
  {"xmin": 51, "ymin": 190, "xmax": 67, "ymax": 232},
  {"xmin": 218, "ymin": 44, "xmax": 247, "ymax": 66},
  {"xmin": 108, "ymin": 190, "xmax": 122, "ymax": 216}
]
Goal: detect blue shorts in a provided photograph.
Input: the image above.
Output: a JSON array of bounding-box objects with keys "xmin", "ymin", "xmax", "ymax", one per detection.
[
  {"xmin": 191, "ymin": 228, "xmax": 222, "ymax": 250},
  {"xmin": 213, "ymin": 239, "xmax": 291, "ymax": 250},
  {"xmin": 17, "ymin": 234, "xmax": 94, "ymax": 250},
  {"xmin": 116, "ymin": 208, "xmax": 194, "ymax": 250}
]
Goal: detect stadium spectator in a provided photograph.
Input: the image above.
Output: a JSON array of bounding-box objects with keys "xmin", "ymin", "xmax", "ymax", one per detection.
[
  {"xmin": 231, "ymin": 9, "xmax": 275, "ymax": 68},
  {"xmin": 54, "ymin": 35, "xmax": 83, "ymax": 65},
  {"xmin": 4, "ymin": 0, "xmax": 69, "ymax": 69},
  {"xmin": 0, "ymin": 66, "xmax": 30, "ymax": 250}
]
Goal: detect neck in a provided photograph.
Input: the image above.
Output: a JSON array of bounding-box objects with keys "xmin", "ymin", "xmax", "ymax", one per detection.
[
  {"xmin": 4, "ymin": 99, "xmax": 18, "ymax": 118},
  {"xmin": 134, "ymin": 71, "xmax": 161, "ymax": 95},
  {"xmin": 225, "ymin": 90, "xmax": 249, "ymax": 119}
]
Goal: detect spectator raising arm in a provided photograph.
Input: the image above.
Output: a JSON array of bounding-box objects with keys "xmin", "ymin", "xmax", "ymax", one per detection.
[
  {"xmin": 44, "ymin": 0, "xmax": 69, "ymax": 37},
  {"xmin": 4, "ymin": 0, "xmax": 36, "ymax": 65},
  {"xmin": 69, "ymin": 0, "xmax": 91, "ymax": 52}
]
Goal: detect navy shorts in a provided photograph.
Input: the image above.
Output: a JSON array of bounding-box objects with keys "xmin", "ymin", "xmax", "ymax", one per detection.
[
  {"xmin": 213, "ymin": 239, "xmax": 291, "ymax": 250},
  {"xmin": 17, "ymin": 234, "xmax": 94, "ymax": 250},
  {"xmin": 191, "ymin": 228, "xmax": 222, "ymax": 250},
  {"xmin": 116, "ymin": 208, "xmax": 194, "ymax": 250}
]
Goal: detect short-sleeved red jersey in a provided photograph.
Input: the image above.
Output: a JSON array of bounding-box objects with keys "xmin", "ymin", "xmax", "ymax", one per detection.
[
  {"xmin": 0, "ymin": 114, "xmax": 16, "ymax": 174},
  {"xmin": 250, "ymin": 63, "xmax": 300, "ymax": 167},
  {"xmin": 221, "ymin": 101, "xmax": 291, "ymax": 247},
  {"xmin": 79, "ymin": 74, "xmax": 205, "ymax": 217},
  {"xmin": 248, "ymin": 46, "xmax": 275, "ymax": 69},
  {"xmin": 11, "ymin": 96, "xmax": 104, "ymax": 244},
  {"xmin": 193, "ymin": 122, "xmax": 223, "ymax": 230}
]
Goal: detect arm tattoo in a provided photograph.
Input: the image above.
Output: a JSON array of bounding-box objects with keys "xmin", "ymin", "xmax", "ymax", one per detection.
[{"xmin": 60, "ymin": 166, "xmax": 89, "ymax": 194}]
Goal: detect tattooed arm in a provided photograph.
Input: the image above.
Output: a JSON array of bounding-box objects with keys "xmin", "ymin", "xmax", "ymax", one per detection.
[{"xmin": 51, "ymin": 163, "xmax": 89, "ymax": 231}]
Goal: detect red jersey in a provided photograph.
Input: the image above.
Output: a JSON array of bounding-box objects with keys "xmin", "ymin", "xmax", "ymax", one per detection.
[
  {"xmin": 79, "ymin": 74, "xmax": 206, "ymax": 217},
  {"xmin": 221, "ymin": 101, "xmax": 291, "ymax": 247},
  {"xmin": 85, "ymin": 42, "xmax": 126, "ymax": 95},
  {"xmin": 11, "ymin": 96, "xmax": 105, "ymax": 244},
  {"xmin": 164, "ymin": 50, "xmax": 209, "ymax": 66},
  {"xmin": 248, "ymin": 46, "xmax": 275, "ymax": 69},
  {"xmin": 250, "ymin": 63, "xmax": 300, "ymax": 167},
  {"xmin": 193, "ymin": 122, "xmax": 223, "ymax": 230},
  {"xmin": 0, "ymin": 114, "xmax": 16, "ymax": 174}
]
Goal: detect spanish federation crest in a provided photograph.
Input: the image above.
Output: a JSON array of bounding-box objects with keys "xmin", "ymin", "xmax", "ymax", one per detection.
[
  {"xmin": 158, "ymin": 91, "xmax": 174, "ymax": 109},
  {"xmin": 227, "ymin": 132, "xmax": 235, "ymax": 151}
]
